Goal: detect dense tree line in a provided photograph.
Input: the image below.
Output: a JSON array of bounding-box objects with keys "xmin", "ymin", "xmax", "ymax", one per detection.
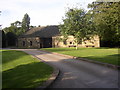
[
  {"xmin": 2, "ymin": 30, "xmax": 6, "ymax": 48},
  {"xmin": 59, "ymin": 1, "xmax": 119, "ymax": 47},
  {"xmin": 88, "ymin": 2, "xmax": 119, "ymax": 47},
  {"xmin": 2, "ymin": 13, "xmax": 31, "ymax": 47}
]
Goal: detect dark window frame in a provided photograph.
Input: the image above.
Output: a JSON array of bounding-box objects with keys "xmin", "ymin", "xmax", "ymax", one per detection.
[
  {"xmin": 70, "ymin": 42, "xmax": 72, "ymax": 44},
  {"xmin": 30, "ymin": 41, "xmax": 32, "ymax": 46},
  {"xmin": 22, "ymin": 41, "xmax": 25, "ymax": 46}
]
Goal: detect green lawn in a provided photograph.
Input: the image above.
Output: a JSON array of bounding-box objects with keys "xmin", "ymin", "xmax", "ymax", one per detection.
[
  {"xmin": 41, "ymin": 47, "xmax": 119, "ymax": 66},
  {"xmin": 2, "ymin": 50, "xmax": 53, "ymax": 88}
]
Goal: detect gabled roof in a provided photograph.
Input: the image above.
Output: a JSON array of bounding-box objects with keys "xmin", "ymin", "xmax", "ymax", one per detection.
[{"xmin": 19, "ymin": 25, "xmax": 60, "ymax": 38}]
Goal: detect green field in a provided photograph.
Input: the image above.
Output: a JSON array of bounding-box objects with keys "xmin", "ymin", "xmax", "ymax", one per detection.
[
  {"xmin": 2, "ymin": 50, "xmax": 53, "ymax": 88},
  {"xmin": 41, "ymin": 47, "xmax": 119, "ymax": 66}
]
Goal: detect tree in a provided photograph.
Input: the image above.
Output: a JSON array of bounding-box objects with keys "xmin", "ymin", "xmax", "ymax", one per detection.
[
  {"xmin": 22, "ymin": 13, "xmax": 30, "ymax": 32},
  {"xmin": 2, "ymin": 30, "xmax": 6, "ymax": 48},
  {"xmin": 6, "ymin": 32, "xmax": 17, "ymax": 46},
  {"xmin": 11, "ymin": 21, "xmax": 21, "ymax": 28},
  {"xmin": 3, "ymin": 13, "xmax": 31, "ymax": 36},
  {"xmin": 3, "ymin": 21, "xmax": 23, "ymax": 36},
  {"xmin": 59, "ymin": 8, "xmax": 93, "ymax": 49},
  {"xmin": 2, "ymin": 13, "xmax": 31, "ymax": 47},
  {"xmin": 88, "ymin": 2, "xmax": 120, "ymax": 47}
]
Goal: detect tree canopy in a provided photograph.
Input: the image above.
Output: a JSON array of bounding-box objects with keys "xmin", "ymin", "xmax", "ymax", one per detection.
[
  {"xmin": 2, "ymin": 13, "xmax": 31, "ymax": 47},
  {"xmin": 3, "ymin": 21, "xmax": 23, "ymax": 36},
  {"xmin": 3, "ymin": 13, "xmax": 31, "ymax": 36},
  {"xmin": 59, "ymin": 7, "xmax": 94, "ymax": 49},
  {"xmin": 88, "ymin": 2, "xmax": 120, "ymax": 47},
  {"xmin": 2, "ymin": 30, "xmax": 6, "ymax": 47},
  {"xmin": 22, "ymin": 13, "xmax": 30, "ymax": 32},
  {"xmin": 6, "ymin": 32, "xmax": 17, "ymax": 46}
]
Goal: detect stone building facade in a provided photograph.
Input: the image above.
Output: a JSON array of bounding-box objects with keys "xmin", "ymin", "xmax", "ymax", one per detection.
[
  {"xmin": 52, "ymin": 35, "xmax": 100, "ymax": 48},
  {"xmin": 18, "ymin": 25, "xmax": 100, "ymax": 48},
  {"xmin": 18, "ymin": 37, "xmax": 40, "ymax": 48},
  {"xmin": 18, "ymin": 25, "xmax": 59, "ymax": 48}
]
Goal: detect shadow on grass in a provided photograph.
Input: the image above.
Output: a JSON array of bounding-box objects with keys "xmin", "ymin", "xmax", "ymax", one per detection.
[
  {"xmin": 2, "ymin": 62, "xmax": 53, "ymax": 88},
  {"xmin": 2, "ymin": 50, "xmax": 30, "ymax": 64},
  {"xmin": 81, "ymin": 54, "xmax": 120, "ymax": 66},
  {"xmin": 94, "ymin": 47, "xmax": 118, "ymax": 49}
]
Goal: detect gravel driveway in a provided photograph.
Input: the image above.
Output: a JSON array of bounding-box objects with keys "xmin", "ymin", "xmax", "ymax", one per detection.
[{"xmin": 14, "ymin": 49, "xmax": 119, "ymax": 88}]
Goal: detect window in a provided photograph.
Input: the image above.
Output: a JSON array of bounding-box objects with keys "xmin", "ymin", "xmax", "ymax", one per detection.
[
  {"xmin": 70, "ymin": 42, "xmax": 72, "ymax": 44},
  {"xmin": 23, "ymin": 41, "xmax": 25, "ymax": 46},
  {"xmin": 30, "ymin": 41, "xmax": 32, "ymax": 46}
]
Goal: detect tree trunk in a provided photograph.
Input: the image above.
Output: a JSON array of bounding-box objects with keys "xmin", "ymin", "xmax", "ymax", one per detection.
[
  {"xmin": 76, "ymin": 45, "xmax": 78, "ymax": 50},
  {"xmin": 76, "ymin": 41, "xmax": 78, "ymax": 50}
]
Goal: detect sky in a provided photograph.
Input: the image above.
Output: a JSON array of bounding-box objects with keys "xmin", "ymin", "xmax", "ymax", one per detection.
[{"xmin": 0, "ymin": 0, "xmax": 96, "ymax": 28}]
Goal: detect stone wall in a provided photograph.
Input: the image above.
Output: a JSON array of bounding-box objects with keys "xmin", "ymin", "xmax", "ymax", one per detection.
[
  {"xmin": 52, "ymin": 35, "xmax": 100, "ymax": 48},
  {"xmin": 18, "ymin": 35, "xmax": 100, "ymax": 48},
  {"xmin": 81, "ymin": 35, "xmax": 100, "ymax": 47},
  {"xmin": 18, "ymin": 37, "xmax": 40, "ymax": 48}
]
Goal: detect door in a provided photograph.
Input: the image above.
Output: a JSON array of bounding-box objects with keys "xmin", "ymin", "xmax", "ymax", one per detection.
[{"xmin": 41, "ymin": 38, "xmax": 52, "ymax": 48}]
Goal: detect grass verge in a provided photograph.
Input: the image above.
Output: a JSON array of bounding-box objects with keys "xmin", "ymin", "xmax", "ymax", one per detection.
[
  {"xmin": 41, "ymin": 47, "xmax": 119, "ymax": 66},
  {"xmin": 2, "ymin": 50, "xmax": 53, "ymax": 88}
]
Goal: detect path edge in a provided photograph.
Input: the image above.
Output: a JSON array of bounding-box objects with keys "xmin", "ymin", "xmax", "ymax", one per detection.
[
  {"xmin": 31, "ymin": 55, "xmax": 60, "ymax": 89},
  {"xmin": 39, "ymin": 49, "xmax": 120, "ymax": 70}
]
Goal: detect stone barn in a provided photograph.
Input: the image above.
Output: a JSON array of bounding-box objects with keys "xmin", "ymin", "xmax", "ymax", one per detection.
[
  {"xmin": 18, "ymin": 25, "xmax": 100, "ymax": 48},
  {"xmin": 18, "ymin": 25, "xmax": 60, "ymax": 48}
]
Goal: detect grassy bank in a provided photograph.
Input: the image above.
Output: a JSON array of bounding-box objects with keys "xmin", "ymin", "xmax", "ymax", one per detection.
[
  {"xmin": 2, "ymin": 50, "xmax": 53, "ymax": 88},
  {"xmin": 41, "ymin": 47, "xmax": 119, "ymax": 66}
]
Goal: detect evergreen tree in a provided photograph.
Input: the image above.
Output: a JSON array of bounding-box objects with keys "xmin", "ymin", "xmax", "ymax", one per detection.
[{"xmin": 22, "ymin": 13, "xmax": 30, "ymax": 32}]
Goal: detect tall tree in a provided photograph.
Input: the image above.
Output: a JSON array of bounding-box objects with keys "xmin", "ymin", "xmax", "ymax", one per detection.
[
  {"xmin": 22, "ymin": 13, "xmax": 30, "ymax": 32},
  {"xmin": 59, "ymin": 8, "xmax": 93, "ymax": 49},
  {"xmin": 88, "ymin": 2, "xmax": 120, "ymax": 47}
]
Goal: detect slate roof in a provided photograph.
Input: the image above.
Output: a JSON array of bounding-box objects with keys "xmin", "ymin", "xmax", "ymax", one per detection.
[{"xmin": 19, "ymin": 25, "xmax": 60, "ymax": 38}]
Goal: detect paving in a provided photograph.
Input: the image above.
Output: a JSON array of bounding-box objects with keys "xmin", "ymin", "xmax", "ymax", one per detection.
[{"xmin": 13, "ymin": 49, "xmax": 119, "ymax": 88}]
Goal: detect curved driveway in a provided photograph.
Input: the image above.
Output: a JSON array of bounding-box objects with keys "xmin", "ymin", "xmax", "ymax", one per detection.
[{"xmin": 15, "ymin": 49, "xmax": 119, "ymax": 88}]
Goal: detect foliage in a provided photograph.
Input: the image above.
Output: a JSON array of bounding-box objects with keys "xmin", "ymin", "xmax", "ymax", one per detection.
[
  {"xmin": 2, "ymin": 13, "xmax": 31, "ymax": 47},
  {"xmin": 2, "ymin": 30, "xmax": 6, "ymax": 47},
  {"xmin": 88, "ymin": 2, "xmax": 120, "ymax": 47},
  {"xmin": 22, "ymin": 13, "xmax": 30, "ymax": 32},
  {"xmin": 2, "ymin": 50, "xmax": 53, "ymax": 88},
  {"xmin": 59, "ymin": 8, "xmax": 94, "ymax": 49},
  {"xmin": 41, "ymin": 47, "xmax": 119, "ymax": 66},
  {"xmin": 3, "ymin": 13, "xmax": 31, "ymax": 36},
  {"xmin": 6, "ymin": 32, "xmax": 17, "ymax": 46},
  {"xmin": 4, "ymin": 21, "xmax": 23, "ymax": 36}
]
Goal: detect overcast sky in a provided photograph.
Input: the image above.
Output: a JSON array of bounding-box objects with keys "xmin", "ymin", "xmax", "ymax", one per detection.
[{"xmin": 0, "ymin": 0, "xmax": 96, "ymax": 28}]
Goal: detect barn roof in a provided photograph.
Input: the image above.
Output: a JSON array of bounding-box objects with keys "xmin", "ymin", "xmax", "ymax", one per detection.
[{"xmin": 19, "ymin": 25, "xmax": 60, "ymax": 38}]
